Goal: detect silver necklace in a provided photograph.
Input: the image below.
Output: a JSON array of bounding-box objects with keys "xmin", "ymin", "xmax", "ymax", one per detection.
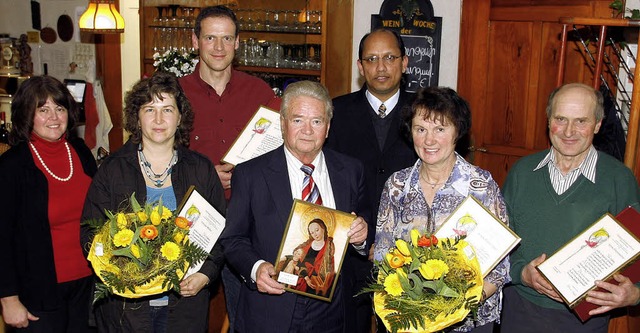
[
  {"xmin": 420, "ymin": 172, "xmax": 444, "ymax": 189},
  {"xmin": 138, "ymin": 146, "xmax": 178, "ymax": 188},
  {"xmin": 30, "ymin": 142, "xmax": 74, "ymax": 182}
]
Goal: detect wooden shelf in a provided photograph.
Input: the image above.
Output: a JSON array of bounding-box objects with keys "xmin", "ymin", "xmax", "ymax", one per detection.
[
  {"xmin": 139, "ymin": 0, "xmax": 353, "ymax": 97},
  {"xmin": 235, "ymin": 65, "xmax": 320, "ymax": 76}
]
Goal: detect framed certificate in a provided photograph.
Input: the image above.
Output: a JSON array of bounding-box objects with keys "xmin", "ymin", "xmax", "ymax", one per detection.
[
  {"xmin": 176, "ymin": 186, "xmax": 226, "ymax": 277},
  {"xmin": 221, "ymin": 106, "xmax": 283, "ymax": 166},
  {"xmin": 435, "ymin": 195, "xmax": 520, "ymax": 277},
  {"xmin": 274, "ymin": 200, "xmax": 356, "ymax": 302},
  {"xmin": 537, "ymin": 213, "xmax": 640, "ymax": 307}
]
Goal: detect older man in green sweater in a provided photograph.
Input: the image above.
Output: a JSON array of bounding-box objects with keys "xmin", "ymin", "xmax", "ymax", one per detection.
[{"xmin": 501, "ymin": 83, "xmax": 640, "ymax": 332}]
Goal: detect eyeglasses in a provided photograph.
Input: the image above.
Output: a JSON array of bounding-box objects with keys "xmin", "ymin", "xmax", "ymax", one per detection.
[{"xmin": 360, "ymin": 54, "xmax": 402, "ymax": 65}]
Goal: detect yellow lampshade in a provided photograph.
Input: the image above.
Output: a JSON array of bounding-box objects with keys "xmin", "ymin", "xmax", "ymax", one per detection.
[{"xmin": 79, "ymin": 1, "xmax": 125, "ymax": 33}]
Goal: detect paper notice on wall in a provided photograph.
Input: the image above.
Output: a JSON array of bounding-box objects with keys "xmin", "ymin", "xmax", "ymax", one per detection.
[{"xmin": 40, "ymin": 43, "xmax": 71, "ymax": 81}]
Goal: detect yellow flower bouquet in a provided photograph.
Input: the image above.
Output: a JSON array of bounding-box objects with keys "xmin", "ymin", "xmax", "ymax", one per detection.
[
  {"xmin": 85, "ymin": 194, "xmax": 208, "ymax": 301},
  {"xmin": 366, "ymin": 230, "xmax": 483, "ymax": 333}
]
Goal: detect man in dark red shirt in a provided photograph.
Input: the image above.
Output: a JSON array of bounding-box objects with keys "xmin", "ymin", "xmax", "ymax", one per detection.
[
  {"xmin": 178, "ymin": 6, "xmax": 279, "ymax": 331},
  {"xmin": 179, "ymin": 5, "xmax": 279, "ymax": 193}
]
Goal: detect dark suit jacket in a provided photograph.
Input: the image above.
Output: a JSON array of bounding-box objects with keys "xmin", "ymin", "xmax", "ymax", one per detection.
[
  {"xmin": 220, "ymin": 146, "xmax": 370, "ymax": 333},
  {"xmin": 326, "ymin": 87, "xmax": 417, "ymax": 237}
]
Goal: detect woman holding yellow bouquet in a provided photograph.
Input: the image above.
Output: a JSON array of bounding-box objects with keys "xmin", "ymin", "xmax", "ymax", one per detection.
[
  {"xmin": 374, "ymin": 87, "xmax": 510, "ymax": 332},
  {"xmin": 81, "ymin": 71, "xmax": 225, "ymax": 332}
]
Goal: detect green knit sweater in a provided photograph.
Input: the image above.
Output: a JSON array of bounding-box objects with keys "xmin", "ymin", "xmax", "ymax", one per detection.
[{"xmin": 503, "ymin": 149, "xmax": 640, "ymax": 310}]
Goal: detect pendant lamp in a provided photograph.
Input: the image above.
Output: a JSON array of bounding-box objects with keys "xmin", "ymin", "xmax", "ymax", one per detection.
[{"xmin": 79, "ymin": 0, "xmax": 125, "ymax": 33}]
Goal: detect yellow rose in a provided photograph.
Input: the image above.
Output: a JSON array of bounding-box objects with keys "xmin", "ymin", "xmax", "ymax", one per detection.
[
  {"xmin": 150, "ymin": 210, "xmax": 161, "ymax": 226},
  {"xmin": 419, "ymin": 259, "xmax": 450, "ymax": 280},
  {"xmin": 116, "ymin": 213, "xmax": 128, "ymax": 229},
  {"xmin": 130, "ymin": 244, "xmax": 141, "ymax": 258},
  {"xmin": 161, "ymin": 242, "xmax": 181, "ymax": 261},
  {"xmin": 137, "ymin": 211, "xmax": 148, "ymax": 222},
  {"xmin": 383, "ymin": 273, "xmax": 403, "ymax": 296},
  {"xmin": 410, "ymin": 229, "xmax": 421, "ymax": 247},
  {"xmin": 113, "ymin": 229, "xmax": 134, "ymax": 247},
  {"xmin": 395, "ymin": 239, "xmax": 411, "ymax": 257}
]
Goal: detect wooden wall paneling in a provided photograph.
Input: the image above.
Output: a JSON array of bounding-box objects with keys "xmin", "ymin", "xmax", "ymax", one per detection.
[
  {"xmin": 456, "ymin": 0, "xmax": 490, "ymax": 166},
  {"xmin": 323, "ymin": 0, "xmax": 352, "ymax": 97},
  {"xmin": 140, "ymin": 1, "xmax": 156, "ymax": 77},
  {"xmin": 485, "ymin": 21, "xmax": 533, "ymax": 150},
  {"xmin": 459, "ymin": 0, "xmax": 617, "ymax": 186},
  {"xmin": 95, "ymin": 33, "xmax": 123, "ymax": 151},
  {"xmin": 490, "ymin": 4, "xmax": 597, "ymax": 22}
]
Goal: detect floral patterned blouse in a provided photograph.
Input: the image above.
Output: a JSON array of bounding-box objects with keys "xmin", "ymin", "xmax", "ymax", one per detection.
[{"xmin": 374, "ymin": 154, "xmax": 510, "ymax": 331}]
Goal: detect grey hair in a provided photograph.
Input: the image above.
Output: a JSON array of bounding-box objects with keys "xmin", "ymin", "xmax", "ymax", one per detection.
[
  {"xmin": 281, "ymin": 81, "xmax": 333, "ymax": 120},
  {"xmin": 545, "ymin": 83, "xmax": 604, "ymax": 122}
]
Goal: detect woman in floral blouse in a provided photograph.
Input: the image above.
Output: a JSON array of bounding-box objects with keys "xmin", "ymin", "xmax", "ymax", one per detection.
[{"xmin": 373, "ymin": 87, "xmax": 510, "ymax": 333}]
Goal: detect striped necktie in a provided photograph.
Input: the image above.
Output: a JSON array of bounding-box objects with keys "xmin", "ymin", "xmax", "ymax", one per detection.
[
  {"xmin": 301, "ymin": 163, "xmax": 322, "ymax": 205},
  {"xmin": 378, "ymin": 103, "xmax": 387, "ymax": 118}
]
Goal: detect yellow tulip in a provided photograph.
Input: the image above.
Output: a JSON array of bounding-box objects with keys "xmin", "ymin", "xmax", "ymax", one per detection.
[
  {"xmin": 395, "ymin": 239, "xmax": 411, "ymax": 257},
  {"xmin": 130, "ymin": 244, "xmax": 141, "ymax": 258},
  {"xmin": 410, "ymin": 229, "xmax": 420, "ymax": 247},
  {"xmin": 137, "ymin": 211, "xmax": 148, "ymax": 222},
  {"xmin": 174, "ymin": 232, "xmax": 185, "ymax": 244},
  {"xmin": 150, "ymin": 210, "xmax": 161, "ymax": 226}
]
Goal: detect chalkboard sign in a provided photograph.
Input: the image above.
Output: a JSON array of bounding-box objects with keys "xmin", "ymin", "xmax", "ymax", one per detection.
[{"xmin": 371, "ymin": 0, "xmax": 442, "ymax": 92}]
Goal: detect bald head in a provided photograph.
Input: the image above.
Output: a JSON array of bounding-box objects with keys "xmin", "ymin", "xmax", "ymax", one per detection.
[{"xmin": 546, "ymin": 83, "xmax": 604, "ymax": 122}]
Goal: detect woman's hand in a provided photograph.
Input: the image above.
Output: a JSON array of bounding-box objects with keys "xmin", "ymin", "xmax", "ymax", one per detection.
[
  {"xmin": 1, "ymin": 296, "xmax": 39, "ymax": 328},
  {"xmin": 179, "ymin": 272, "xmax": 210, "ymax": 297}
]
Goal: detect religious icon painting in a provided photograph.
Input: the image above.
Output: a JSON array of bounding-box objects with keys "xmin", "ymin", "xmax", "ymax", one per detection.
[{"xmin": 274, "ymin": 199, "xmax": 356, "ymax": 301}]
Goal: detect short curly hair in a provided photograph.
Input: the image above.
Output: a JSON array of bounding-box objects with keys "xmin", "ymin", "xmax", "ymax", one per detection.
[
  {"xmin": 123, "ymin": 71, "xmax": 194, "ymax": 148},
  {"xmin": 402, "ymin": 87, "xmax": 471, "ymax": 144}
]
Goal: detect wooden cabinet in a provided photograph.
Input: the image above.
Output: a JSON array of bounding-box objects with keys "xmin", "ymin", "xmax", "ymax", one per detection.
[
  {"xmin": 458, "ymin": 0, "xmax": 615, "ymax": 185},
  {"xmin": 138, "ymin": 0, "xmax": 353, "ymax": 97}
]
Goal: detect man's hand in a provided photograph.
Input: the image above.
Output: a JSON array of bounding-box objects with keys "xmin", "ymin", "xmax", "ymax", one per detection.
[
  {"xmin": 256, "ymin": 262, "xmax": 285, "ymax": 295},
  {"xmin": 522, "ymin": 253, "xmax": 562, "ymax": 302},
  {"xmin": 215, "ymin": 163, "xmax": 234, "ymax": 189},
  {"xmin": 179, "ymin": 272, "xmax": 210, "ymax": 297},
  {"xmin": 1, "ymin": 296, "xmax": 39, "ymax": 328},
  {"xmin": 586, "ymin": 274, "xmax": 640, "ymax": 316},
  {"xmin": 347, "ymin": 214, "xmax": 367, "ymax": 246}
]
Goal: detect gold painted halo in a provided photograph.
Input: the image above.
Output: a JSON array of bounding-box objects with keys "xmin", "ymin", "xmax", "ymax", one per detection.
[{"xmin": 299, "ymin": 205, "xmax": 336, "ymax": 238}]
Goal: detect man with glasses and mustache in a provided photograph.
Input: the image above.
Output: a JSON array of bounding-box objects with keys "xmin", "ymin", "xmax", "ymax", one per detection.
[{"xmin": 325, "ymin": 28, "xmax": 417, "ymax": 333}]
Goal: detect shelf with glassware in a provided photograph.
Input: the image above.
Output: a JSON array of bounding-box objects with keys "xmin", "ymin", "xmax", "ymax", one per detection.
[{"xmin": 139, "ymin": 0, "xmax": 353, "ymax": 97}]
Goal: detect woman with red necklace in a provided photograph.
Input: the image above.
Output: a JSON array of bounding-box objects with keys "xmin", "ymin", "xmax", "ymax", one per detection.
[{"xmin": 0, "ymin": 75, "xmax": 97, "ymax": 332}]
